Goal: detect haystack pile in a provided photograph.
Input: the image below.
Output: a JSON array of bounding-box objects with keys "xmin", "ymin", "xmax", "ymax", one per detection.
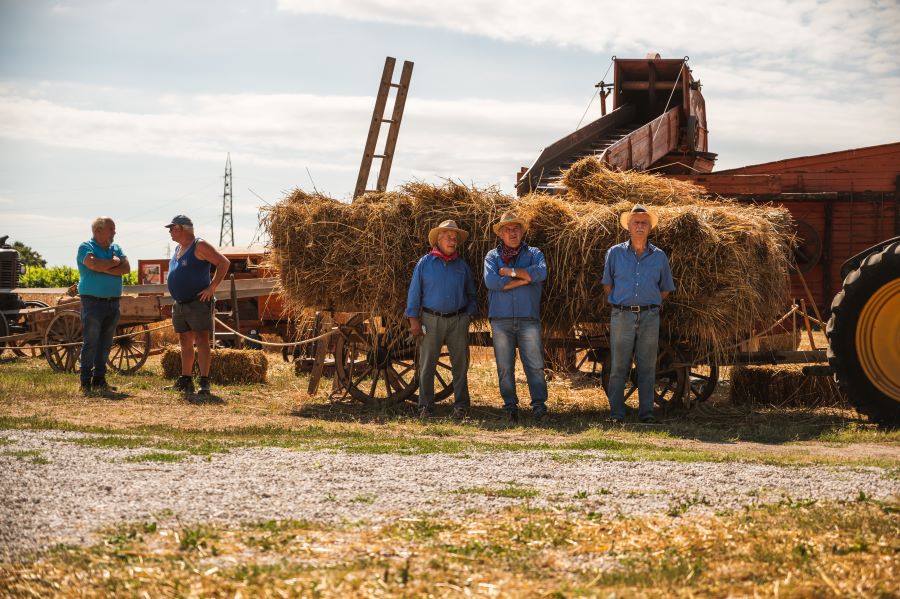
[
  {"xmin": 264, "ymin": 158, "xmax": 794, "ymax": 360},
  {"xmin": 161, "ymin": 347, "xmax": 268, "ymax": 384},
  {"xmin": 730, "ymin": 365, "xmax": 847, "ymax": 407}
]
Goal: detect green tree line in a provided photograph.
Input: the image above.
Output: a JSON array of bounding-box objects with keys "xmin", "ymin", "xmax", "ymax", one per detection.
[{"xmin": 20, "ymin": 266, "xmax": 137, "ymax": 288}]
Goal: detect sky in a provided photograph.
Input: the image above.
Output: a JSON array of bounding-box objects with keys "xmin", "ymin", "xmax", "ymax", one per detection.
[{"xmin": 1, "ymin": 0, "xmax": 899, "ymax": 266}]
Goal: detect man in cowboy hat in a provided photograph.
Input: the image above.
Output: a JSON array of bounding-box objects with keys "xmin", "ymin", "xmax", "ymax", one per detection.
[
  {"xmin": 601, "ymin": 204, "xmax": 675, "ymax": 424},
  {"xmin": 483, "ymin": 210, "xmax": 548, "ymax": 423},
  {"xmin": 405, "ymin": 219, "xmax": 478, "ymax": 419}
]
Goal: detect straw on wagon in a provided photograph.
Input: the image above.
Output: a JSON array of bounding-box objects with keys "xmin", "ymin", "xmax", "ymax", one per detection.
[
  {"xmin": 161, "ymin": 347, "xmax": 268, "ymax": 384},
  {"xmin": 263, "ymin": 164, "xmax": 794, "ymax": 361},
  {"xmin": 730, "ymin": 365, "xmax": 847, "ymax": 408}
]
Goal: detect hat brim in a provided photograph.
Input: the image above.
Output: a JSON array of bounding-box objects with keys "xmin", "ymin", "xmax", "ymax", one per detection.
[
  {"xmin": 492, "ymin": 218, "xmax": 529, "ymax": 235},
  {"xmin": 428, "ymin": 226, "xmax": 469, "ymax": 247},
  {"xmin": 620, "ymin": 211, "xmax": 659, "ymax": 230}
]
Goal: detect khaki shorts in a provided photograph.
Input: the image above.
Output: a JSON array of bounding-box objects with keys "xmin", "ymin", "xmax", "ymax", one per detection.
[{"xmin": 172, "ymin": 299, "xmax": 213, "ymax": 333}]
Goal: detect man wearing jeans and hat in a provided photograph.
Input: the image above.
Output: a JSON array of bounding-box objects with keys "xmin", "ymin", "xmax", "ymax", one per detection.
[
  {"xmin": 165, "ymin": 215, "xmax": 230, "ymax": 395},
  {"xmin": 602, "ymin": 204, "xmax": 675, "ymax": 423},
  {"xmin": 76, "ymin": 216, "xmax": 130, "ymax": 395},
  {"xmin": 406, "ymin": 219, "xmax": 478, "ymax": 420},
  {"xmin": 484, "ymin": 210, "xmax": 549, "ymax": 423}
]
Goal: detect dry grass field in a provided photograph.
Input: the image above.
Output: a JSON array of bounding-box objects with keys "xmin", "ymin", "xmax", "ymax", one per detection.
[{"xmin": 1, "ymin": 338, "xmax": 898, "ymax": 598}]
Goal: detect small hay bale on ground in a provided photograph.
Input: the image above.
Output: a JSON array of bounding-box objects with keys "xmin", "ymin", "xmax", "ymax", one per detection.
[
  {"xmin": 161, "ymin": 347, "xmax": 268, "ymax": 384},
  {"xmin": 730, "ymin": 365, "xmax": 847, "ymax": 408}
]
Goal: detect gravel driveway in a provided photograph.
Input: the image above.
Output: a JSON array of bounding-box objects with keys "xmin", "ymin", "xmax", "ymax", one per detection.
[{"xmin": 2, "ymin": 429, "xmax": 897, "ymax": 560}]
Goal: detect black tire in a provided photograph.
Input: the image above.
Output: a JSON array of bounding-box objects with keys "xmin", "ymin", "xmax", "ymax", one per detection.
[{"xmin": 826, "ymin": 240, "xmax": 900, "ymax": 426}]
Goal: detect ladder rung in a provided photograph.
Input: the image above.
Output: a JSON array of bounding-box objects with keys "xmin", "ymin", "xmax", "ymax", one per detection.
[
  {"xmin": 381, "ymin": 119, "xmax": 395, "ymax": 124},
  {"xmin": 389, "ymin": 83, "xmax": 401, "ymax": 88},
  {"xmin": 373, "ymin": 154, "xmax": 388, "ymax": 159}
]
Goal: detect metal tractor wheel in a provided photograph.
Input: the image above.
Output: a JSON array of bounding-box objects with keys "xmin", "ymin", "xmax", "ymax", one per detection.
[
  {"xmin": 826, "ymin": 240, "xmax": 900, "ymax": 427},
  {"xmin": 107, "ymin": 324, "xmax": 151, "ymax": 374},
  {"xmin": 334, "ymin": 314, "xmax": 454, "ymax": 405},
  {"xmin": 602, "ymin": 338, "xmax": 687, "ymax": 413},
  {"xmin": 44, "ymin": 310, "xmax": 82, "ymax": 372}
]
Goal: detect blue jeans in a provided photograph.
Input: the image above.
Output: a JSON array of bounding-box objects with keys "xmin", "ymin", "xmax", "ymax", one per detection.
[
  {"xmin": 607, "ymin": 307, "xmax": 660, "ymax": 420},
  {"xmin": 490, "ymin": 317, "xmax": 547, "ymax": 414},
  {"xmin": 80, "ymin": 296, "xmax": 120, "ymax": 385}
]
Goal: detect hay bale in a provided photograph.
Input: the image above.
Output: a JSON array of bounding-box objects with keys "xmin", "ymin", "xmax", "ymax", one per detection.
[
  {"xmin": 161, "ymin": 347, "xmax": 268, "ymax": 384},
  {"xmin": 263, "ymin": 167, "xmax": 794, "ymax": 361},
  {"xmin": 730, "ymin": 365, "xmax": 847, "ymax": 407}
]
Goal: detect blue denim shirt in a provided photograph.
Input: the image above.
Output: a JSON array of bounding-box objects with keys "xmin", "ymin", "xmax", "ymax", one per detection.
[
  {"xmin": 405, "ymin": 254, "xmax": 478, "ymax": 318},
  {"xmin": 76, "ymin": 239, "xmax": 125, "ymax": 298},
  {"xmin": 483, "ymin": 244, "xmax": 547, "ymax": 319},
  {"xmin": 601, "ymin": 241, "xmax": 675, "ymax": 306}
]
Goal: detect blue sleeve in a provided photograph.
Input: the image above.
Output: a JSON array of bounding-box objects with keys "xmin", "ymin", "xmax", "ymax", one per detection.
[
  {"xmin": 601, "ymin": 248, "xmax": 614, "ymax": 286},
  {"xmin": 660, "ymin": 254, "xmax": 675, "ymax": 293},
  {"xmin": 483, "ymin": 251, "xmax": 510, "ymax": 291},
  {"xmin": 404, "ymin": 258, "xmax": 425, "ymax": 318},
  {"xmin": 525, "ymin": 248, "xmax": 547, "ymax": 283},
  {"xmin": 464, "ymin": 262, "xmax": 478, "ymax": 316},
  {"xmin": 76, "ymin": 242, "xmax": 91, "ymax": 266},
  {"xmin": 112, "ymin": 244, "xmax": 126, "ymax": 258}
]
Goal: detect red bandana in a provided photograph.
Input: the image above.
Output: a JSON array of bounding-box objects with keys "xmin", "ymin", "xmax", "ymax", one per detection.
[
  {"xmin": 429, "ymin": 247, "xmax": 458, "ymax": 262},
  {"xmin": 500, "ymin": 243, "xmax": 524, "ymax": 265}
]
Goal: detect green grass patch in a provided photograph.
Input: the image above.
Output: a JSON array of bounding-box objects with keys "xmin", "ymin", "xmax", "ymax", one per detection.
[
  {"xmin": 123, "ymin": 451, "xmax": 189, "ymax": 463},
  {"xmin": 1, "ymin": 449, "xmax": 49, "ymax": 464},
  {"xmin": 456, "ymin": 484, "xmax": 539, "ymax": 499}
]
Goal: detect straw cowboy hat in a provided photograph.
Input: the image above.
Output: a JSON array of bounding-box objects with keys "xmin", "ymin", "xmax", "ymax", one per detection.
[
  {"xmin": 619, "ymin": 204, "xmax": 659, "ymax": 230},
  {"xmin": 492, "ymin": 210, "xmax": 529, "ymax": 235},
  {"xmin": 428, "ymin": 219, "xmax": 469, "ymax": 247}
]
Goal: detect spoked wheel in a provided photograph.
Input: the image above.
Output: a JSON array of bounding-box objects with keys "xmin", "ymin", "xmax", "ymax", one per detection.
[
  {"xmin": 107, "ymin": 324, "xmax": 151, "ymax": 374},
  {"xmin": 12, "ymin": 301, "xmax": 50, "ymax": 358},
  {"xmin": 602, "ymin": 338, "xmax": 687, "ymax": 413},
  {"xmin": 334, "ymin": 314, "xmax": 421, "ymax": 404},
  {"xmin": 44, "ymin": 310, "xmax": 82, "ymax": 373},
  {"xmin": 685, "ymin": 357, "xmax": 719, "ymax": 404}
]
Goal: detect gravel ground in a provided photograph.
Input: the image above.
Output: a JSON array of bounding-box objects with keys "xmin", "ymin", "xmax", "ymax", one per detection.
[{"xmin": 1, "ymin": 429, "xmax": 898, "ymax": 561}]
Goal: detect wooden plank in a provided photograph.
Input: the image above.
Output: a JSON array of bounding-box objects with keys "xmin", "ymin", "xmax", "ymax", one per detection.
[
  {"xmin": 376, "ymin": 60, "xmax": 413, "ymax": 192},
  {"xmin": 353, "ymin": 57, "xmax": 396, "ymax": 200}
]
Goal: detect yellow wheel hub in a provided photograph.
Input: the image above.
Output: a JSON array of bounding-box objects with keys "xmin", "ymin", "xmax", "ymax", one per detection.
[{"xmin": 856, "ymin": 278, "xmax": 900, "ymax": 401}]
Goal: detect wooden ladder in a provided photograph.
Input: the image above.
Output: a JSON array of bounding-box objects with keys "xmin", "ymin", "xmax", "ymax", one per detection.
[{"xmin": 353, "ymin": 56, "xmax": 414, "ymax": 200}]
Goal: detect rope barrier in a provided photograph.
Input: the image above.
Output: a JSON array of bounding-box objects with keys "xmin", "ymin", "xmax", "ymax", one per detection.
[{"xmin": 213, "ymin": 317, "xmax": 339, "ymax": 348}]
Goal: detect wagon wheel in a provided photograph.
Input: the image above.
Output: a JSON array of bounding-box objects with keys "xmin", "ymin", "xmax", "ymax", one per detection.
[
  {"xmin": 107, "ymin": 324, "xmax": 151, "ymax": 374},
  {"xmin": 602, "ymin": 338, "xmax": 687, "ymax": 413},
  {"xmin": 44, "ymin": 310, "xmax": 82, "ymax": 373},
  {"xmin": 685, "ymin": 357, "xmax": 719, "ymax": 404},
  {"xmin": 334, "ymin": 315, "xmax": 455, "ymax": 405},
  {"xmin": 12, "ymin": 300, "xmax": 49, "ymax": 358}
]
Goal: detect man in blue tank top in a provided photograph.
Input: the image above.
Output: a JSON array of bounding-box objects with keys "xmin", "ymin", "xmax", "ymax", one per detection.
[
  {"xmin": 165, "ymin": 215, "xmax": 230, "ymax": 395},
  {"xmin": 76, "ymin": 216, "xmax": 130, "ymax": 395}
]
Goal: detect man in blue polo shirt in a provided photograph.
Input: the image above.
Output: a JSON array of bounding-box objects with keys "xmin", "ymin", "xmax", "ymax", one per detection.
[
  {"xmin": 406, "ymin": 219, "xmax": 478, "ymax": 420},
  {"xmin": 484, "ymin": 210, "xmax": 549, "ymax": 423},
  {"xmin": 76, "ymin": 216, "xmax": 130, "ymax": 395},
  {"xmin": 602, "ymin": 204, "xmax": 675, "ymax": 424}
]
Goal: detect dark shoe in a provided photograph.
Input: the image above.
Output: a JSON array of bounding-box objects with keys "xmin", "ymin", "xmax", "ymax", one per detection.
[
  {"xmin": 640, "ymin": 415, "xmax": 656, "ymax": 424},
  {"xmin": 80, "ymin": 381, "xmax": 94, "ymax": 396},
  {"xmin": 451, "ymin": 407, "xmax": 468, "ymax": 422},
  {"xmin": 533, "ymin": 406, "xmax": 548, "ymax": 421},
  {"xmin": 607, "ymin": 416, "xmax": 624, "ymax": 424},
  {"xmin": 506, "ymin": 410, "xmax": 519, "ymax": 425},
  {"xmin": 91, "ymin": 378, "xmax": 116, "ymax": 393},
  {"xmin": 418, "ymin": 406, "xmax": 433, "ymax": 420},
  {"xmin": 197, "ymin": 377, "xmax": 211, "ymax": 396},
  {"xmin": 166, "ymin": 376, "xmax": 195, "ymax": 394}
]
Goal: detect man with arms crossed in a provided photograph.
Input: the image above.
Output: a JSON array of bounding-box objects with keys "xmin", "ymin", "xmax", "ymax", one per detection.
[
  {"xmin": 165, "ymin": 215, "xmax": 230, "ymax": 395},
  {"xmin": 76, "ymin": 217, "xmax": 130, "ymax": 395},
  {"xmin": 602, "ymin": 205, "xmax": 675, "ymax": 424}
]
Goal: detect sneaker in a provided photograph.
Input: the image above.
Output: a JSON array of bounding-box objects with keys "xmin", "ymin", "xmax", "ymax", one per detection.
[
  {"xmin": 506, "ymin": 410, "xmax": 519, "ymax": 425},
  {"xmin": 451, "ymin": 407, "xmax": 468, "ymax": 421},
  {"xmin": 533, "ymin": 406, "xmax": 548, "ymax": 420},
  {"xmin": 166, "ymin": 376, "xmax": 195, "ymax": 394},
  {"xmin": 91, "ymin": 378, "xmax": 116, "ymax": 393},
  {"xmin": 197, "ymin": 377, "xmax": 211, "ymax": 396},
  {"xmin": 418, "ymin": 406, "xmax": 433, "ymax": 420}
]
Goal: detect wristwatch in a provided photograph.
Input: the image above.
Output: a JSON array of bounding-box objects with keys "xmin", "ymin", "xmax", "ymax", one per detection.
[{"xmin": 510, "ymin": 268, "xmax": 517, "ymax": 278}]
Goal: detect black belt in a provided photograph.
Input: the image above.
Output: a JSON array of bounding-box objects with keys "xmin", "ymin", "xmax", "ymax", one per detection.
[
  {"xmin": 611, "ymin": 304, "xmax": 659, "ymax": 312},
  {"xmin": 176, "ymin": 298, "xmax": 198, "ymax": 305},
  {"xmin": 80, "ymin": 295, "xmax": 120, "ymax": 301},
  {"xmin": 422, "ymin": 307, "xmax": 466, "ymax": 318}
]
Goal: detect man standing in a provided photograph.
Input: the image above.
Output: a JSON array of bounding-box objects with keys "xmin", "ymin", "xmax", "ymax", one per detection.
[
  {"xmin": 165, "ymin": 215, "xmax": 230, "ymax": 395},
  {"xmin": 602, "ymin": 205, "xmax": 675, "ymax": 424},
  {"xmin": 76, "ymin": 217, "xmax": 130, "ymax": 395},
  {"xmin": 483, "ymin": 211, "xmax": 548, "ymax": 422},
  {"xmin": 406, "ymin": 219, "xmax": 478, "ymax": 420}
]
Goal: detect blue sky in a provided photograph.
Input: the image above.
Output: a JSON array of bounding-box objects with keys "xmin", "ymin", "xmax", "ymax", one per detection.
[{"xmin": 1, "ymin": 0, "xmax": 899, "ymax": 266}]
